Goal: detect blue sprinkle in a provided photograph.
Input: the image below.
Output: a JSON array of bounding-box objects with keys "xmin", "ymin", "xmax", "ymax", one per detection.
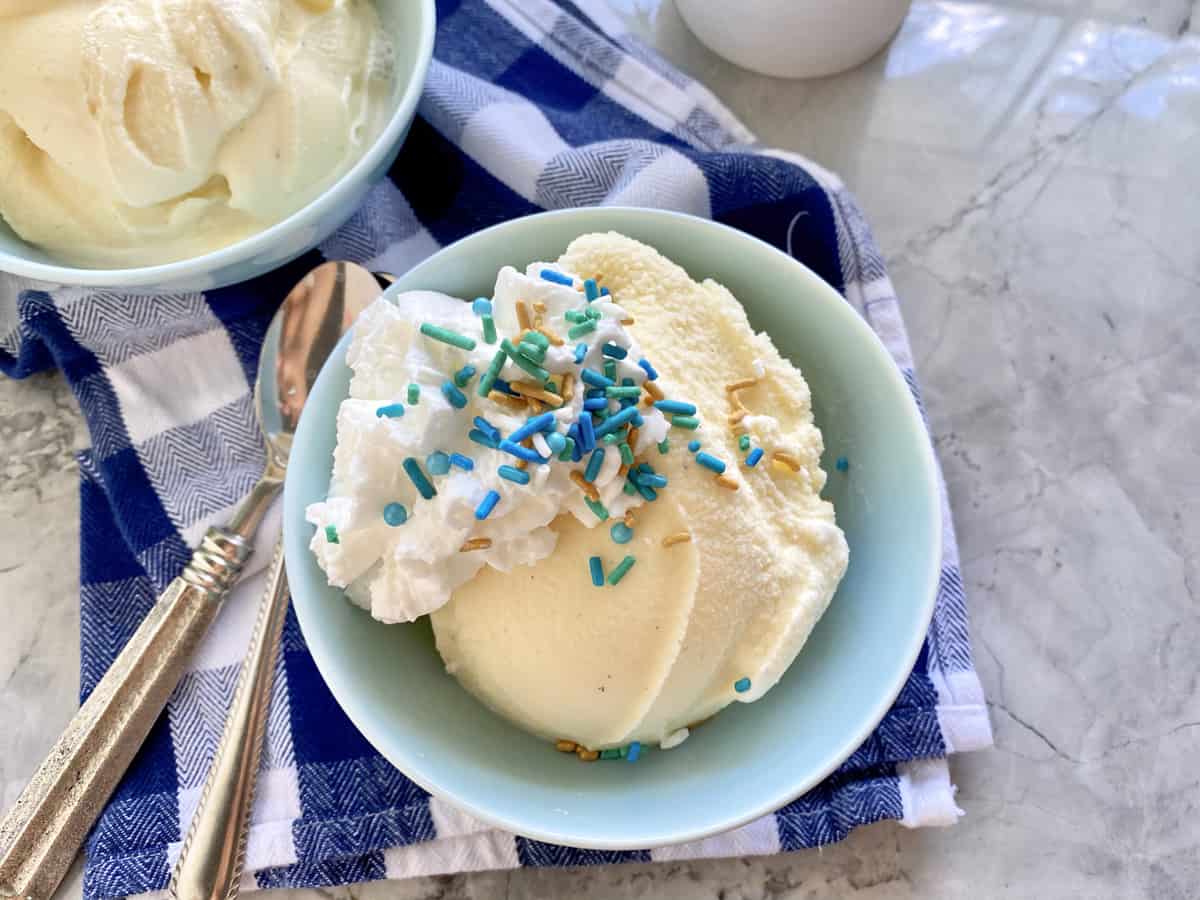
[
  {"xmin": 403, "ymin": 458, "xmax": 436, "ymax": 500},
  {"xmin": 589, "ymin": 556, "xmax": 605, "ymax": 586},
  {"xmin": 695, "ymin": 452, "xmax": 726, "ymax": 475},
  {"xmin": 734, "ymin": 677, "xmax": 752, "ymax": 694},
  {"xmin": 601, "ymin": 343, "xmax": 627, "ymax": 359},
  {"xmin": 375, "ymin": 403, "xmax": 405, "ymax": 418},
  {"xmin": 610, "ymin": 522, "xmax": 633, "ymax": 544},
  {"xmin": 632, "ymin": 412, "xmax": 644, "ymax": 427},
  {"xmin": 382, "ymin": 502, "xmax": 407, "ymax": 526},
  {"xmin": 472, "ymin": 416, "xmax": 500, "ymax": 442},
  {"xmin": 637, "ymin": 359, "xmax": 658, "ymax": 381},
  {"xmin": 468, "ymin": 428, "xmax": 499, "ymax": 449},
  {"xmin": 584, "ymin": 447, "xmax": 605, "ymax": 483},
  {"xmin": 638, "ymin": 483, "xmax": 658, "ymax": 502},
  {"xmin": 493, "ymin": 377, "xmax": 517, "ymax": 396},
  {"xmin": 584, "ymin": 278, "xmax": 599, "ymax": 302},
  {"xmin": 746, "ymin": 447, "xmax": 764, "ymax": 467},
  {"xmin": 583, "ymin": 397, "xmax": 608, "ymax": 411},
  {"xmin": 540, "ymin": 268, "xmax": 574, "ymax": 286},
  {"xmin": 574, "ymin": 343, "xmax": 587, "ymax": 364},
  {"xmin": 472, "ymin": 298, "xmax": 492, "ymax": 316},
  {"xmin": 653, "ymin": 399, "xmax": 696, "ymax": 416},
  {"xmin": 508, "ymin": 411, "xmax": 557, "ymax": 444},
  {"xmin": 547, "ymin": 433, "xmax": 566, "ymax": 454},
  {"xmin": 642, "ymin": 473, "xmax": 668, "ymax": 489},
  {"xmin": 594, "ymin": 405, "xmax": 637, "ymax": 437},
  {"xmin": 581, "ymin": 368, "xmax": 614, "ymax": 388},
  {"xmin": 600, "ymin": 286, "xmax": 610, "ymax": 296},
  {"xmin": 441, "ymin": 380, "xmax": 468, "ymax": 409},
  {"xmin": 454, "ymin": 364, "xmax": 477, "ymax": 388},
  {"xmin": 449, "ymin": 452, "xmax": 475, "ymax": 471},
  {"xmin": 475, "ymin": 490, "xmax": 500, "ymax": 519},
  {"xmin": 577, "ymin": 413, "xmax": 596, "ymax": 452},
  {"xmin": 499, "ymin": 440, "xmax": 546, "ymax": 463},
  {"xmin": 498, "ymin": 465, "xmax": 531, "ymax": 485},
  {"xmin": 835, "ymin": 456, "xmax": 850, "ymax": 472},
  {"xmin": 688, "ymin": 440, "xmax": 701, "ymax": 453},
  {"xmin": 426, "ymin": 451, "xmax": 451, "ymax": 475},
  {"xmin": 585, "ymin": 387, "xmax": 606, "ymax": 400},
  {"xmin": 626, "ymin": 741, "xmax": 641, "ymax": 762}
]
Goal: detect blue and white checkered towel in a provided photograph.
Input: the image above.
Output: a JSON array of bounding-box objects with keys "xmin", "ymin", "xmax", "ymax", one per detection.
[{"xmin": 0, "ymin": 1, "xmax": 991, "ymax": 897}]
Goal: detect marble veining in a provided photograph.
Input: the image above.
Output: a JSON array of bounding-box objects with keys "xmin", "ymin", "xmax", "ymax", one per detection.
[{"xmin": 2, "ymin": 1, "xmax": 1198, "ymax": 897}]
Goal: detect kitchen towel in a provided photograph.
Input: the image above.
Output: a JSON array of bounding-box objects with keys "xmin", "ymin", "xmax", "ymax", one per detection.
[{"xmin": 0, "ymin": 1, "xmax": 991, "ymax": 897}]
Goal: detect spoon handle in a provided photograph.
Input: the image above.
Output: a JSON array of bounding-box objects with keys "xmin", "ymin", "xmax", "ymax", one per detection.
[
  {"xmin": 0, "ymin": 528, "xmax": 251, "ymax": 900},
  {"xmin": 170, "ymin": 538, "xmax": 290, "ymax": 900}
]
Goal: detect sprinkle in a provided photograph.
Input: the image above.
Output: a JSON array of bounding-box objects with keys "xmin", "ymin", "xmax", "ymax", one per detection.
[
  {"xmin": 734, "ymin": 677, "xmax": 752, "ymax": 693},
  {"xmin": 472, "ymin": 298, "xmax": 492, "ymax": 316},
  {"xmin": 510, "ymin": 381, "xmax": 562, "ymax": 407},
  {"xmin": 475, "ymin": 490, "xmax": 500, "ymax": 520},
  {"xmin": 498, "ymin": 465, "xmax": 530, "ymax": 485},
  {"xmin": 607, "ymin": 555, "xmax": 635, "ymax": 585},
  {"xmin": 584, "ymin": 447, "xmax": 606, "ymax": 482},
  {"xmin": 605, "ymin": 386, "xmax": 641, "ymax": 401},
  {"xmin": 499, "ymin": 440, "xmax": 545, "ymax": 463},
  {"xmin": 772, "ymin": 451, "xmax": 802, "ymax": 472},
  {"xmin": 623, "ymin": 481, "xmax": 636, "ymax": 495},
  {"xmin": 573, "ymin": 343, "xmax": 587, "ymax": 363},
  {"xmin": 626, "ymin": 741, "xmax": 641, "ymax": 762},
  {"xmin": 489, "ymin": 390, "xmax": 526, "ymax": 411},
  {"xmin": 567, "ymin": 320, "xmax": 596, "ymax": 340},
  {"xmin": 375, "ymin": 403, "xmax": 405, "ymax": 418},
  {"xmin": 583, "ymin": 278, "xmax": 600, "ymax": 302},
  {"xmin": 324, "ymin": 524, "xmax": 339, "ymax": 544},
  {"xmin": 468, "ymin": 429, "xmax": 498, "ymax": 449},
  {"xmin": 695, "ymin": 452, "xmax": 726, "ymax": 475},
  {"xmin": 420, "ymin": 322, "xmax": 476, "ymax": 351},
  {"xmin": 547, "ymin": 433, "xmax": 566, "ymax": 455},
  {"xmin": 472, "ymin": 416, "xmax": 501, "ymax": 442},
  {"xmin": 481, "ymin": 315, "xmax": 497, "ymax": 344},
  {"xmin": 626, "ymin": 424, "xmax": 639, "ymax": 449},
  {"xmin": 501, "ymin": 339, "xmax": 550, "ymax": 382},
  {"xmin": 715, "ymin": 474, "xmax": 740, "ymax": 491},
  {"xmin": 637, "ymin": 359, "xmax": 659, "ymax": 380},
  {"xmin": 540, "ymin": 268, "xmax": 573, "ymax": 286},
  {"xmin": 599, "ymin": 286, "xmax": 610, "ymax": 297},
  {"xmin": 514, "ymin": 300, "xmax": 533, "ymax": 332},
  {"xmin": 610, "ymin": 522, "xmax": 633, "ymax": 544},
  {"xmin": 460, "ymin": 537, "xmax": 492, "ymax": 552},
  {"xmin": 558, "ymin": 435, "xmax": 576, "ymax": 461},
  {"xmin": 746, "ymin": 447, "xmax": 764, "ymax": 467},
  {"xmin": 618, "ymin": 442, "xmax": 634, "ymax": 466},
  {"xmin": 556, "ymin": 739, "xmax": 577, "ymax": 753},
  {"xmin": 835, "ymin": 456, "xmax": 850, "ymax": 472},
  {"xmin": 426, "ymin": 451, "xmax": 451, "ymax": 475},
  {"xmin": 577, "ymin": 413, "xmax": 597, "ymax": 451},
  {"xmin": 577, "ymin": 748, "xmax": 600, "ymax": 762},
  {"xmin": 565, "ymin": 309, "xmax": 589, "ymax": 323},
  {"xmin": 662, "ymin": 532, "xmax": 691, "ymax": 547},
  {"xmin": 654, "ymin": 400, "xmax": 696, "ymax": 416},
  {"xmin": 586, "ymin": 307, "xmax": 602, "ymax": 320},
  {"xmin": 603, "ymin": 359, "xmax": 617, "ymax": 381},
  {"xmin": 594, "ymin": 405, "xmax": 637, "ymax": 437},
  {"xmin": 454, "ymin": 365, "xmax": 477, "ymax": 388},
  {"xmin": 560, "ymin": 373, "xmax": 575, "ymax": 403},
  {"xmin": 601, "ymin": 343, "xmax": 627, "ymax": 359},
  {"xmin": 584, "ymin": 397, "xmax": 608, "ymax": 411},
  {"xmin": 407, "ymin": 384, "xmax": 420, "ymax": 404},
  {"xmin": 739, "ymin": 434, "xmax": 751, "ymax": 451},
  {"xmin": 600, "ymin": 749, "xmax": 621, "ymax": 760},
  {"xmin": 638, "ymin": 483, "xmax": 657, "ymax": 502},
  {"xmin": 658, "ymin": 439, "xmax": 670, "ymax": 455},
  {"xmin": 672, "ymin": 415, "xmax": 700, "ymax": 430},
  {"xmin": 569, "ymin": 469, "xmax": 601, "ymax": 501},
  {"xmin": 508, "ymin": 411, "xmax": 556, "ymax": 443},
  {"xmin": 382, "ymin": 502, "xmax": 408, "ymax": 527},
  {"xmin": 641, "ymin": 473, "xmax": 668, "ymax": 489},
  {"xmin": 448, "ymin": 453, "xmax": 474, "ymax": 472},
  {"xmin": 581, "ymin": 368, "xmax": 613, "ymax": 389},
  {"xmin": 623, "ymin": 510, "xmax": 636, "ymax": 527},
  {"xmin": 517, "ymin": 339, "xmax": 546, "ymax": 364},
  {"xmin": 441, "ymin": 380, "xmax": 467, "ymax": 409},
  {"xmin": 585, "ymin": 497, "xmax": 609, "ymax": 521},
  {"xmin": 403, "ymin": 458, "xmax": 437, "ymax": 499},
  {"xmin": 589, "ymin": 556, "xmax": 604, "ymax": 586},
  {"xmin": 727, "ymin": 378, "xmax": 759, "ymax": 393},
  {"xmin": 533, "ymin": 300, "xmax": 547, "ymax": 315},
  {"xmin": 643, "ymin": 381, "xmax": 665, "ymax": 403},
  {"xmin": 687, "ymin": 440, "xmax": 701, "ymax": 453},
  {"xmin": 728, "ymin": 409, "xmax": 748, "ymax": 426},
  {"xmin": 621, "ymin": 317, "xmax": 635, "ymax": 326}
]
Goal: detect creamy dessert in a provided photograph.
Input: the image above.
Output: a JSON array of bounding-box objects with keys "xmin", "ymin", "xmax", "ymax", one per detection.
[
  {"xmin": 0, "ymin": 0, "xmax": 394, "ymax": 267},
  {"xmin": 308, "ymin": 233, "xmax": 848, "ymax": 757}
]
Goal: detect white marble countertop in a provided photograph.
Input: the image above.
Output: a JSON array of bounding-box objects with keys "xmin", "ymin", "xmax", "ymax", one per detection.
[{"xmin": 3, "ymin": 1, "xmax": 1198, "ymax": 897}]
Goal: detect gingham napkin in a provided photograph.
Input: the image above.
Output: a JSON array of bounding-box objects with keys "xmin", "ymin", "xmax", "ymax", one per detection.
[{"xmin": 0, "ymin": 1, "xmax": 991, "ymax": 897}]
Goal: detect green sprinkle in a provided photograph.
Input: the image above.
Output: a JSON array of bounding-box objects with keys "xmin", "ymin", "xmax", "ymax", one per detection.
[
  {"xmin": 672, "ymin": 415, "xmax": 700, "ymax": 430},
  {"xmin": 623, "ymin": 481, "xmax": 637, "ymax": 495},
  {"xmin": 600, "ymin": 748, "xmax": 621, "ymax": 760},
  {"xmin": 610, "ymin": 522, "xmax": 633, "ymax": 544},
  {"xmin": 658, "ymin": 439, "xmax": 670, "ymax": 454},
  {"xmin": 523, "ymin": 331, "xmax": 550, "ymax": 350},
  {"xmin": 603, "ymin": 432, "xmax": 622, "ymax": 445},
  {"xmin": 407, "ymin": 384, "xmax": 420, "ymax": 405},
  {"xmin": 501, "ymin": 338, "xmax": 550, "ymax": 382},
  {"xmin": 324, "ymin": 524, "xmax": 339, "ymax": 544},
  {"xmin": 605, "ymin": 386, "xmax": 641, "ymax": 399},
  {"xmin": 739, "ymin": 434, "xmax": 751, "ymax": 451},
  {"xmin": 454, "ymin": 365, "xmax": 477, "ymax": 388},
  {"xmin": 607, "ymin": 555, "xmax": 636, "ymax": 585},
  {"xmin": 618, "ymin": 442, "xmax": 634, "ymax": 465},
  {"xmin": 586, "ymin": 307, "xmax": 602, "ymax": 320},
  {"xmin": 567, "ymin": 320, "xmax": 596, "ymax": 340},
  {"xmin": 564, "ymin": 309, "xmax": 589, "ymax": 323},
  {"xmin": 603, "ymin": 359, "xmax": 617, "ymax": 381},
  {"xmin": 478, "ymin": 348, "xmax": 507, "ymax": 397},
  {"xmin": 482, "ymin": 315, "xmax": 497, "ymax": 344},
  {"xmin": 558, "ymin": 435, "xmax": 576, "ymax": 461},
  {"xmin": 584, "ymin": 497, "xmax": 609, "ymax": 521},
  {"xmin": 517, "ymin": 340, "xmax": 546, "ymax": 364},
  {"xmin": 420, "ymin": 322, "xmax": 476, "ymax": 351},
  {"xmin": 403, "ymin": 457, "xmax": 437, "ymax": 500}
]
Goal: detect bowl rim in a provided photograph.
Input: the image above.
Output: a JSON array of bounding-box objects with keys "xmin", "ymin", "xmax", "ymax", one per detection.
[
  {"xmin": 285, "ymin": 206, "xmax": 943, "ymax": 849},
  {"xmin": 0, "ymin": 0, "xmax": 436, "ymax": 288}
]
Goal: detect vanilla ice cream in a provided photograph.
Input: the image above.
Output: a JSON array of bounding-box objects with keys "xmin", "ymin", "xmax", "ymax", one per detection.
[
  {"xmin": 0, "ymin": 0, "xmax": 394, "ymax": 267},
  {"xmin": 309, "ymin": 233, "xmax": 848, "ymax": 754}
]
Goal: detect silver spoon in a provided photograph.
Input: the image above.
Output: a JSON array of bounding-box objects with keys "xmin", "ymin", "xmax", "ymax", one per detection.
[
  {"xmin": 0, "ymin": 261, "xmax": 382, "ymax": 900},
  {"xmin": 169, "ymin": 264, "xmax": 378, "ymax": 900}
]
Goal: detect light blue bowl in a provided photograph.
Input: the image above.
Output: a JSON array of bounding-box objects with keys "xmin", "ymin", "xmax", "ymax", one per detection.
[
  {"xmin": 0, "ymin": 0, "xmax": 434, "ymax": 292},
  {"xmin": 283, "ymin": 208, "xmax": 941, "ymax": 849}
]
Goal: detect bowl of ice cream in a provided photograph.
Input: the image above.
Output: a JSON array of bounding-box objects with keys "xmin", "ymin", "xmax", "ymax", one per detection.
[
  {"xmin": 283, "ymin": 207, "xmax": 941, "ymax": 848},
  {"xmin": 0, "ymin": 0, "xmax": 434, "ymax": 291}
]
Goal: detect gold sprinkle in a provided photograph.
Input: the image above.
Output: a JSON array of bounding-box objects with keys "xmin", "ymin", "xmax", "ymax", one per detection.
[
  {"xmin": 533, "ymin": 301, "xmax": 547, "ymax": 315},
  {"xmin": 460, "ymin": 537, "xmax": 492, "ymax": 552},
  {"xmin": 626, "ymin": 426, "xmax": 639, "ymax": 451},
  {"xmin": 515, "ymin": 458, "xmax": 529, "ymax": 471},
  {"xmin": 540, "ymin": 326, "xmax": 564, "ymax": 346},
  {"xmin": 771, "ymin": 451, "xmax": 802, "ymax": 472},
  {"xmin": 644, "ymin": 381, "xmax": 665, "ymax": 402},
  {"xmin": 715, "ymin": 474, "xmax": 740, "ymax": 491},
  {"xmin": 515, "ymin": 299, "xmax": 532, "ymax": 332},
  {"xmin": 560, "ymin": 372, "xmax": 575, "ymax": 404},
  {"xmin": 662, "ymin": 532, "xmax": 692, "ymax": 547},
  {"xmin": 620, "ymin": 317, "xmax": 635, "ymax": 326},
  {"xmin": 576, "ymin": 748, "xmax": 599, "ymax": 762},
  {"xmin": 623, "ymin": 510, "xmax": 635, "ymax": 528},
  {"xmin": 618, "ymin": 464, "xmax": 630, "ymax": 477},
  {"xmin": 569, "ymin": 470, "xmax": 600, "ymax": 501},
  {"xmin": 510, "ymin": 380, "xmax": 563, "ymax": 407},
  {"xmin": 727, "ymin": 377, "xmax": 759, "ymax": 393},
  {"xmin": 488, "ymin": 390, "xmax": 525, "ymax": 410},
  {"xmin": 728, "ymin": 409, "xmax": 747, "ymax": 425},
  {"xmin": 555, "ymin": 739, "xmax": 577, "ymax": 753}
]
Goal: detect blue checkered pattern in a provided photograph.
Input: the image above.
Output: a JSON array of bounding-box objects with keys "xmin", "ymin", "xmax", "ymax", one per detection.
[{"xmin": 0, "ymin": 1, "xmax": 990, "ymax": 897}]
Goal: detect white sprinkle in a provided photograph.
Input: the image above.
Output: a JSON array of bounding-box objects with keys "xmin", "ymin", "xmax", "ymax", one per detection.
[
  {"xmin": 660, "ymin": 728, "xmax": 690, "ymax": 750},
  {"xmin": 532, "ymin": 432, "xmax": 552, "ymax": 458}
]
